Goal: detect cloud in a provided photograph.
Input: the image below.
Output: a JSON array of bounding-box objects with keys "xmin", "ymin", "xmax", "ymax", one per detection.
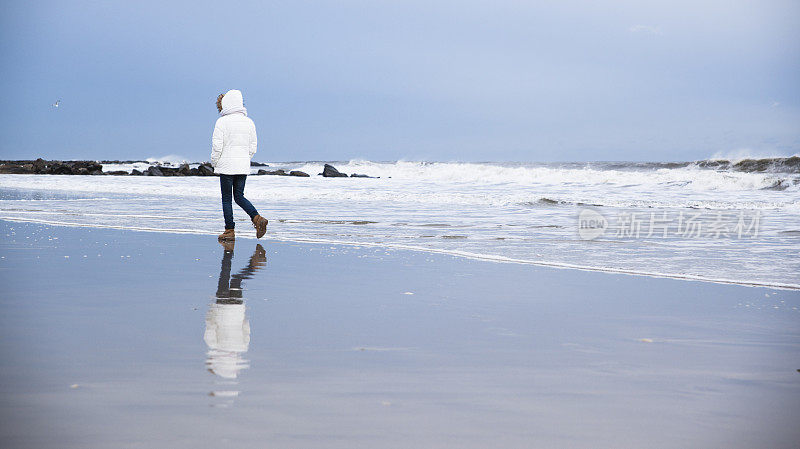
[{"xmin": 629, "ymin": 25, "xmax": 662, "ymax": 35}]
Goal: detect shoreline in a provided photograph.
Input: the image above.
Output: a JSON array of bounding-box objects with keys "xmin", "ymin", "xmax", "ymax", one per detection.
[
  {"xmin": 2, "ymin": 156, "xmax": 799, "ymax": 174},
  {"xmin": 0, "ymin": 160, "xmax": 366, "ymax": 178},
  {"xmin": 2, "ymin": 163, "xmax": 798, "ymax": 292},
  {"xmin": 1, "ymin": 216, "xmax": 797, "ymax": 291}
]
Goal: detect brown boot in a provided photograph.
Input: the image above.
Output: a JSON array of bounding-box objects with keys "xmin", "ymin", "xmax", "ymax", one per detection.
[
  {"xmin": 249, "ymin": 244, "xmax": 266, "ymax": 268},
  {"xmin": 218, "ymin": 229, "xmax": 235, "ymax": 242},
  {"xmin": 252, "ymin": 215, "xmax": 268, "ymax": 239},
  {"xmin": 219, "ymin": 240, "xmax": 235, "ymax": 252}
]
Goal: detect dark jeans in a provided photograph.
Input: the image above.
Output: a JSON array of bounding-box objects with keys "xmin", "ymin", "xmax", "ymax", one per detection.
[{"xmin": 220, "ymin": 174, "xmax": 258, "ymax": 229}]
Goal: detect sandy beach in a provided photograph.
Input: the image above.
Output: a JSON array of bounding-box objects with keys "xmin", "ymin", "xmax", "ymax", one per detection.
[{"xmin": 0, "ymin": 219, "xmax": 798, "ymax": 448}]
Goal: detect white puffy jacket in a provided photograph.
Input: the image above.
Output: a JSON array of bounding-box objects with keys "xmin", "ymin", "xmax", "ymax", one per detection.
[
  {"xmin": 204, "ymin": 302, "xmax": 250, "ymax": 379},
  {"xmin": 210, "ymin": 89, "xmax": 257, "ymax": 175}
]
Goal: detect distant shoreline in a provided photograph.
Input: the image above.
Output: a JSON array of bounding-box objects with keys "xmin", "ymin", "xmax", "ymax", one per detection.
[
  {"xmin": 2, "ymin": 156, "xmax": 798, "ymax": 175},
  {"xmin": 0, "ymin": 159, "xmax": 377, "ymax": 178}
]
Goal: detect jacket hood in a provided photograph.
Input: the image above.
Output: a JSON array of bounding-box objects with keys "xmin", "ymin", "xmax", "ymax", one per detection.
[{"xmin": 220, "ymin": 89, "xmax": 247, "ymax": 117}]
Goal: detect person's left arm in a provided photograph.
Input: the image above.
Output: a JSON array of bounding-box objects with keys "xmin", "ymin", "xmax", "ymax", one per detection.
[{"xmin": 211, "ymin": 120, "xmax": 224, "ymax": 167}]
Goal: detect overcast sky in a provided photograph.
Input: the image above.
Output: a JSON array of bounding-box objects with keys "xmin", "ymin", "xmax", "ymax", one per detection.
[{"xmin": 1, "ymin": 0, "xmax": 798, "ymax": 162}]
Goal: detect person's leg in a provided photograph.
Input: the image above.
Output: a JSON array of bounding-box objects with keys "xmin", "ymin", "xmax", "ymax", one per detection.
[
  {"xmin": 220, "ymin": 175, "xmax": 235, "ymax": 229},
  {"xmin": 232, "ymin": 175, "xmax": 259, "ymax": 219},
  {"xmin": 233, "ymin": 175, "xmax": 268, "ymax": 238}
]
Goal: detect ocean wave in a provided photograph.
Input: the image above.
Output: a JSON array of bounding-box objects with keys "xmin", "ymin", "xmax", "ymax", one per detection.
[
  {"xmin": 2, "ymin": 168, "xmax": 798, "ymax": 289},
  {"xmin": 269, "ymin": 160, "xmax": 800, "ymax": 192},
  {"xmin": 2, "ymin": 171, "xmax": 798, "ymax": 211},
  {"xmin": 708, "ymin": 149, "xmax": 799, "ymax": 162},
  {"xmin": 84, "ymin": 158, "xmax": 800, "ymax": 190},
  {"xmin": 693, "ymin": 157, "xmax": 800, "ymax": 174}
]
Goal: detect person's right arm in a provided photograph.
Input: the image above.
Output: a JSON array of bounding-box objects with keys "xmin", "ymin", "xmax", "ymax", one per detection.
[{"xmin": 248, "ymin": 121, "xmax": 257, "ymax": 159}]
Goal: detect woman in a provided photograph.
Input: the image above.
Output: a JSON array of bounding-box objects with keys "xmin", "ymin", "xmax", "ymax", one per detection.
[{"xmin": 211, "ymin": 89, "xmax": 268, "ymax": 241}]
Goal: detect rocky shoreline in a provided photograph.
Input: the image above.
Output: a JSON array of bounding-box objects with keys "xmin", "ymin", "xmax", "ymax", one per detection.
[{"xmin": 0, "ymin": 159, "xmax": 376, "ymax": 178}]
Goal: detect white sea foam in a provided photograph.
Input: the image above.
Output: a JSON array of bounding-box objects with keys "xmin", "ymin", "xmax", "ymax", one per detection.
[
  {"xmin": 281, "ymin": 160, "xmax": 798, "ymax": 191},
  {"xmin": 3, "ymin": 166, "xmax": 797, "ymax": 210},
  {"xmin": 1, "ymin": 160, "xmax": 799, "ymax": 288},
  {"xmin": 146, "ymin": 154, "xmax": 191, "ymax": 165}
]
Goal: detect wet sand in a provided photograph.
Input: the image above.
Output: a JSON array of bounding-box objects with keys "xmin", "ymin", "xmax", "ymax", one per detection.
[{"xmin": 0, "ymin": 220, "xmax": 798, "ymax": 448}]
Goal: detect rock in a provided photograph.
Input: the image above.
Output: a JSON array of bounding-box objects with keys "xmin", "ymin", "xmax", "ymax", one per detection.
[
  {"xmin": 322, "ymin": 164, "xmax": 348, "ymax": 177},
  {"xmin": 350, "ymin": 173, "xmax": 377, "ymax": 178},
  {"xmin": 99, "ymin": 160, "xmax": 148, "ymax": 165},
  {"xmin": 0, "ymin": 159, "xmax": 252, "ymax": 177},
  {"xmin": 289, "ymin": 170, "xmax": 310, "ymax": 177},
  {"xmin": 50, "ymin": 163, "xmax": 73, "ymax": 175},
  {"xmin": 146, "ymin": 166, "xmax": 164, "ymax": 176},
  {"xmin": 0, "ymin": 164, "xmax": 34, "ymax": 174},
  {"xmin": 250, "ymin": 161, "xmax": 269, "ymax": 167},
  {"xmin": 72, "ymin": 161, "xmax": 103, "ymax": 173},
  {"xmin": 257, "ymin": 169, "xmax": 288, "ymax": 175},
  {"xmin": 33, "ymin": 158, "xmax": 47, "ymax": 173},
  {"xmin": 198, "ymin": 163, "xmax": 215, "ymax": 176},
  {"xmin": 158, "ymin": 166, "xmax": 179, "ymax": 176}
]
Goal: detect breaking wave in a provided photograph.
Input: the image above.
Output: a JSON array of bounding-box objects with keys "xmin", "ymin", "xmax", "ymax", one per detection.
[
  {"xmin": 265, "ymin": 159, "xmax": 800, "ymax": 192},
  {"xmin": 693, "ymin": 156, "xmax": 800, "ymax": 174}
]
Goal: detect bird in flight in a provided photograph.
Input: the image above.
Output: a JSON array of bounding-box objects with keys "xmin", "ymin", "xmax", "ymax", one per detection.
[{"xmin": 51, "ymin": 100, "xmax": 60, "ymax": 108}]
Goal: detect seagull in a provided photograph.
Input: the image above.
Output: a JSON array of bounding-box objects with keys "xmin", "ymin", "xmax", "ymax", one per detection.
[{"xmin": 51, "ymin": 100, "xmax": 60, "ymax": 108}]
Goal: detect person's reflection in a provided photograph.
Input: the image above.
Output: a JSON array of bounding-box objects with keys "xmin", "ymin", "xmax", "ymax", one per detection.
[{"xmin": 204, "ymin": 241, "xmax": 266, "ymax": 400}]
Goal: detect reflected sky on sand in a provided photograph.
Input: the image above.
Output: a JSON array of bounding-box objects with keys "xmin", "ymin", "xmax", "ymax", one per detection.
[{"xmin": 205, "ymin": 243, "xmax": 266, "ymax": 403}]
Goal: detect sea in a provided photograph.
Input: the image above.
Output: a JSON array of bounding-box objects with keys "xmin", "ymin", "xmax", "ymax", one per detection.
[{"xmin": 1, "ymin": 157, "xmax": 798, "ymax": 289}]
